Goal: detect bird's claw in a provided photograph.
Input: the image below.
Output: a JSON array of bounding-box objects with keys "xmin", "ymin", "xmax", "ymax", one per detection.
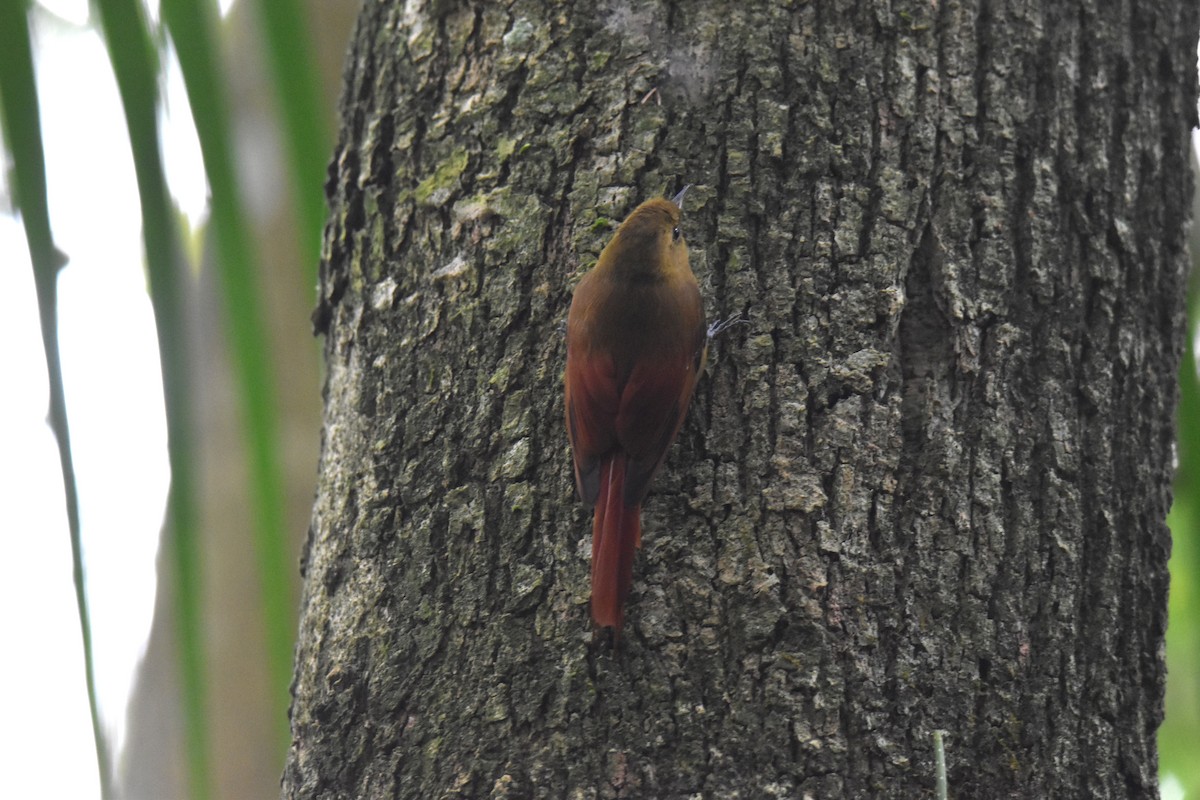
[{"xmin": 707, "ymin": 313, "xmax": 749, "ymax": 339}]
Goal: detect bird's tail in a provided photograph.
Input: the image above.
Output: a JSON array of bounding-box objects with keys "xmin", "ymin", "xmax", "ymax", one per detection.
[{"xmin": 590, "ymin": 453, "xmax": 642, "ymax": 631}]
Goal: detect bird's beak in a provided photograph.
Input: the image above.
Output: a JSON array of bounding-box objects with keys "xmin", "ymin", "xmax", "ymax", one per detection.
[{"xmin": 672, "ymin": 184, "xmax": 691, "ymax": 211}]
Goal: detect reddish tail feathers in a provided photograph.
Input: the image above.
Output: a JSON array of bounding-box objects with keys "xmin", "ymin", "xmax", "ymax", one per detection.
[{"xmin": 590, "ymin": 454, "xmax": 642, "ymax": 631}]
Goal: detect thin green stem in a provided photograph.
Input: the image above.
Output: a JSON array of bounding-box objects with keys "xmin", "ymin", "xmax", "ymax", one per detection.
[
  {"xmin": 251, "ymin": 0, "xmax": 331, "ymax": 280},
  {"xmin": 0, "ymin": 3, "xmax": 112, "ymax": 797},
  {"xmin": 92, "ymin": 0, "xmax": 211, "ymax": 796},
  {"xmin": 159, "ymin": 0, "xmax": 294, "ymax": 764}
]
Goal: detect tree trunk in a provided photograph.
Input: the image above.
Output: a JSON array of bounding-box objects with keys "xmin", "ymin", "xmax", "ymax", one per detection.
[{"xmin": 284, "ymin": 2, "xmax": 1197, "ymax": 797}]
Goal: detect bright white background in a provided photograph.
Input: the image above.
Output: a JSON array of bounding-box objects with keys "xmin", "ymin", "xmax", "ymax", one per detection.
[{"xmin": 0, "ymin": 1, "xmax": 214, "ymax": 796}]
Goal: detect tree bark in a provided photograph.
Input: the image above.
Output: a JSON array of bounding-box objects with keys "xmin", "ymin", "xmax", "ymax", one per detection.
[{"xmin": 284, "ymin": 1, "xmax": 1197, "ymax": 797}]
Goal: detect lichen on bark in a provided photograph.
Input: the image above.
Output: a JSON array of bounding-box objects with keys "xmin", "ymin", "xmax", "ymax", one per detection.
[{"xmin": 288, "ymin": 1, "xmax": 1197, "ymax": 798}]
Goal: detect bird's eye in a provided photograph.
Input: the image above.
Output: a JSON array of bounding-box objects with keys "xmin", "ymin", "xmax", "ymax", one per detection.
[{"xmin": 672, "ymin": 226, "xmax": 681, "ymax": 242}]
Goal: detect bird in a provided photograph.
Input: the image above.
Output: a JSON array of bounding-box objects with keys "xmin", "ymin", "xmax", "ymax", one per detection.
[{"xmin": 564, "ymin": 186, "xmax": 707, "ymax": 633}]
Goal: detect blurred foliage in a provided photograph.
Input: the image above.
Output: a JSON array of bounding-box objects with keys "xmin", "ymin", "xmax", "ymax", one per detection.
[
  {"xmin": 1, "ymin": 0, "xmax": 330, "ymax": 797},
  {"xmin": 1160, "ymin": 149, "xmax": 1200, "ymax": 797},
  {"xmin": 93, "ymin": 0, "xmax": 208, "ymax": 795}
]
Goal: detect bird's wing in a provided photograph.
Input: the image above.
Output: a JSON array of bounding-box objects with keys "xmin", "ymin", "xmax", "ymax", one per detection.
[
  {"xmin": 565, "ymin": 345, "xmax": 618, "ymax": 506},
  {"xmin": 615, "ymin": 337, "xmax": 706, "ymax": 506}
]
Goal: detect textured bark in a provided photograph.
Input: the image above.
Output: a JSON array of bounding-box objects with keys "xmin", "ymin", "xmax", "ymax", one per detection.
[{"xmin": 285, "ymin": 1, "xmax": 1197, "ymax": 798}]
